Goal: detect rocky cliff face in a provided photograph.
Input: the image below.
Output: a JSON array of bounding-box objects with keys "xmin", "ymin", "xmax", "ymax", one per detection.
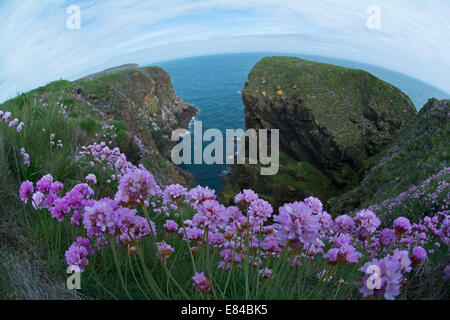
[
  {"xmin": 222, "ymin": 56, "xmax": 416, "ymax": 208},
  {"xmin": 329, "ymin": 98, "xmax": 449, "ymax": 218},
  {"xmin": 72, "ymin": 65, "xmax": 197, "ymax": 186}
]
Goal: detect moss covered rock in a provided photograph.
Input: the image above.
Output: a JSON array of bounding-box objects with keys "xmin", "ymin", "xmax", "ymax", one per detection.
[
  {"xmin": 7, "ymin": 64, "xmax": 198, "ymax": 187},
  {"xmin": 223, "ymin": 56, "xmax": 417, "ymax": 208},
  {"xmin": 329, "ymin": 98, "xmax": 450, "ymax": 221}
]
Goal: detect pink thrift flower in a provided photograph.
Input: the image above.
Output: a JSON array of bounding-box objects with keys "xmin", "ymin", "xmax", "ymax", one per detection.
[
  {"xmin": 208, "ymin": 232, "xmax": 225, "ymax": 246},
  {"xmin": 317, "ymin": 211, "xmax": 334, "ymax": 234},
  {"xmin": 85, "ymin": 174, "xmax": 97, "ymax": 185},
  {"xmin": 192, "ymin": 272, "xmax": 213, "ymax": 293},
  {"xmin": 234, "ymin": 189, "xmax": 258, "ymax": 206},
  {"xmin": 36, "ymin": 174, "xmax": 54, "ymax": 193},
  {"xmin": 83, "ymin": 198, "xmax": 120, "ymax": 237},
  {"xmin": 411, "ymin": 246, "xmax": 427, "ymax": 266},
  {"xmin": 31, "ymin": 191, "xmax": 45, "ymax": 209},
  {"xmin": 304, "ymin": 196, "xmax": 323, "ymax": 213},
  {"xmin": 114, "ymin": 167, "xmax": 160, "ymax": 207},
  {"xmin": 259, "ymin": 268, "xmax": 272, "ymax": 279},
  {"xmin": 262, "ymin": 234, "xmax": 281, "ymax": 253},
  {"xmin": 379, "ymin": 228, "xmax": 396, "ymax": 246},
  {"xmin": 162, "ymin": 184, "xmax": 187, "ymax": 203},
  {"xmin": 157, "ymin": 241, "xmax": 174, "ymax": 258},
  {"xmin": 65, "ymin": 237, "xmax": 94, "ymax": 272},
  {"xmin": 16, "ymin": 122, "xmax": 24, "ymax": 132},
  {"xmin": 22, "ymin": 152, "xmax": 30, "ymax": 167},
  {"xmin": 273, "ymin": 201, "xmax": 320, "ymax": 248},
  {"xmin": 335, "ymin": 215, "xmax": 355, "ymax": 234},
  {"xmin": 8, "ymin": 118, "xmax": 18, "ymax": 127},
  {"xmin": 50, "ymin": 197, "xmax": 71, "ymax": 222},
  {"xmin": 394, "ymin": 217, "xmax": 412, "ymax": 236},
  {"xmin": 163, "ymin": 220, "xmax": 179, "ymax": 233},
  {"xmin": 187, "ymin": 185, "xmax": 216, "ymax": 205},
  {"xmin": 356, "ymin": 209, "xmax": 381, "ymax": 234},
  {"xmin": 193, "ymin": 199, "xmax": 226, "ymax": 231},
  {"xmin": 323, "ymin": 235, "xmax": 354, "ymax": 261},
  {"xmin": 360, "ymin": 250, "xmax": 411, "ymax": 300},
  {"xmin": 247, "ymin": 198, "xmax": 273, "ymax": 225},
  {"xmin": 19, "ymin": 181, "xmax": 34, "ymax": 203},
  {"xmin": 224, "ymin": 206, "xmax": 243, "ymax": 224},
  {"xmin": 2, "ymin": 111, "xmax": 11, "ymax": 122}
]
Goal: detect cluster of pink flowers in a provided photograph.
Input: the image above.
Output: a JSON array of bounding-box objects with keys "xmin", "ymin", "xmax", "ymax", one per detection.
[
  {"xmin": 1, "ymin": 110, "xmax": 29, "ymax": 166},
  {"xmin": 360, "ymin": 249, "xmax": 411, "ymax": 300},
  {"xmin": 186, "ymin": 185, "xmax": 216, "ymax": 207},
  {"xmin": 65, "ymin": 237, "xmax": 95, "ymax": 272},
  {"xmin": 369, "ymin": 167, "xmax": 449, "ymax": 218},
  {"xmin": 115, "ymin": 166, "xmax": 161, "ymax": 207},
  {"xmin": 55, "ymin": 102, "xmax": 69, "ymax": 118},
  {"xmin": 83, "ymin": 198, "xmax": 154, "ymax": 244},
  {"xmin": 49, "ymin": 133, "xmax": 63, "ymax": 148},
  {"xmin": 20, "ymin": 170, "xmax": 159, "ymax": 270},
  {"xmin": 78, "ymin": 142, "xmax": 136, "ymax": 179},
  {"xmin": 20, "ymin": 148, "xmax": 30, "ymax": 167},
  {"xmin": 85, "ymin": 174, "xmax": 97, "ymax": 185},
  {"xmin": 274, "ymin": 200, "xmax": 321, "ymax": 249},
  {"xmin": 323, "ymin": 234, "xmax": 361, "ymax": 265},
  {"xmin": 101, "ymin": 123, "xmax": 117, "ymax": 142},
  {"xmin": 163, "ymin": 220, "xmax": 179, "ymax": 233},
  {"xmin": 20, "ymin": 174, "xmax": 94, "ymax": 225},
  {"xmin": 192, "ymin": 272, "xmax": 213, "ymax": 293},
  {"xmin": 157, "ymin": 241, "xmax": 174, "ymax": 259},
  {"xmin": 162, "ymin": 184, "xmax": 187, "ymax": 204},
  {"xmin": 133, "ymin": 135, "xmax": 149, "ymax": 158},
  {"xmin": 19, "ymin": 161, "xmax": 449, "ymax": 299},
  {"xmin": 1, "ymin": 110, "xmax": 24, "ymax": 132}
]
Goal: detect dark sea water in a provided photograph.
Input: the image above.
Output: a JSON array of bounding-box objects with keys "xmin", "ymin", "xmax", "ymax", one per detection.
[{"xmin": 156, "ymin": 53, "xmax": 449, "ymax": 192}]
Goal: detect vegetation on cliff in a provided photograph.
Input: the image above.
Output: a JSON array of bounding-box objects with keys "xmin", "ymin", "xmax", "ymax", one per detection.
[
  {"xmin": 330, "ymin": 99, "xmax": 449, "ymax": 224},
  {"xmin": 0, "ymin": 65, "xmax": 196, "ymax": 297},
  {"xmin": 226, "ymin": 56, "xmax": 417, "ymax": 209}
]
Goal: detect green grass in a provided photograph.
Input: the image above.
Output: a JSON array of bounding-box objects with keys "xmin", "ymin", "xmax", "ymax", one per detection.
[
  {"xmin": 0, "ymin": 76, "xmax": 178, "ymax": 299},
  {"xmin": 330, "ymin": 98, "xmax": 450, "ymax": 222}
]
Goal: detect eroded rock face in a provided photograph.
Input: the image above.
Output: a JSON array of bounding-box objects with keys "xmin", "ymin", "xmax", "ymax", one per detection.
[
  {"xmin": 73, "ymin": 65, "xmax": 197, "ymax": 186},
  {"xmin": 242, "ymin": 57, "xmax": 416, "ymax": 187},
  {"xmin": 223, "ymin": 57, "xmax": 416, "ymax": 208},
  {"xmin": 329, "ymin": 98, "xmax": 450, "ymax": 217}
]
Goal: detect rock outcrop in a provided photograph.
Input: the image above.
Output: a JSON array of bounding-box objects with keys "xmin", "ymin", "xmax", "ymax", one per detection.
[
  {"xmin": 222, "ymin": 56, "xmax": 417, "ymax": 208},
  {"xmin": 329, "ymin": 98, "xmax": 449, "ymax": 218},
  {"xmin": 72, "ymin": 65, "xmax": 198, "ymax": 186}
]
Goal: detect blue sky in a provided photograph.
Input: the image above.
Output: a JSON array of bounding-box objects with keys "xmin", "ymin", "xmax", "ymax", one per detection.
[{"xmin": 0, "ymin": 0, "xmax": 449, "ymax": 103}]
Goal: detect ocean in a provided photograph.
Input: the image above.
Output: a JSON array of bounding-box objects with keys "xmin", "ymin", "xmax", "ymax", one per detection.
[{"xmin": 157, "ymin": 53, "xmax": 449, "ymax": 192}]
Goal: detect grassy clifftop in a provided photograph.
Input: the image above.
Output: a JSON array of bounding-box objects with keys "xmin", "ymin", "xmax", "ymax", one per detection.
[
  {"xmin": 243, "ymin": 56, "xmax": 416, "ymax": 153},
  {"xmin": 330, "ymin": 98, "xmax": 449, "ymax": 223},
  {"xmin": 225, "ymin": 56, "xmax": 417, "ymax": 209},
  {"xmin": 0, "ymin": 65, "xmax": 196, "ymax": 298}
]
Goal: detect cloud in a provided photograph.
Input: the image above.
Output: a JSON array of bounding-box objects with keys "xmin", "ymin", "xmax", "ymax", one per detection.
[{"xmin": 0, "ymin": 0, "xmax": 449, "ymax": 102}]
